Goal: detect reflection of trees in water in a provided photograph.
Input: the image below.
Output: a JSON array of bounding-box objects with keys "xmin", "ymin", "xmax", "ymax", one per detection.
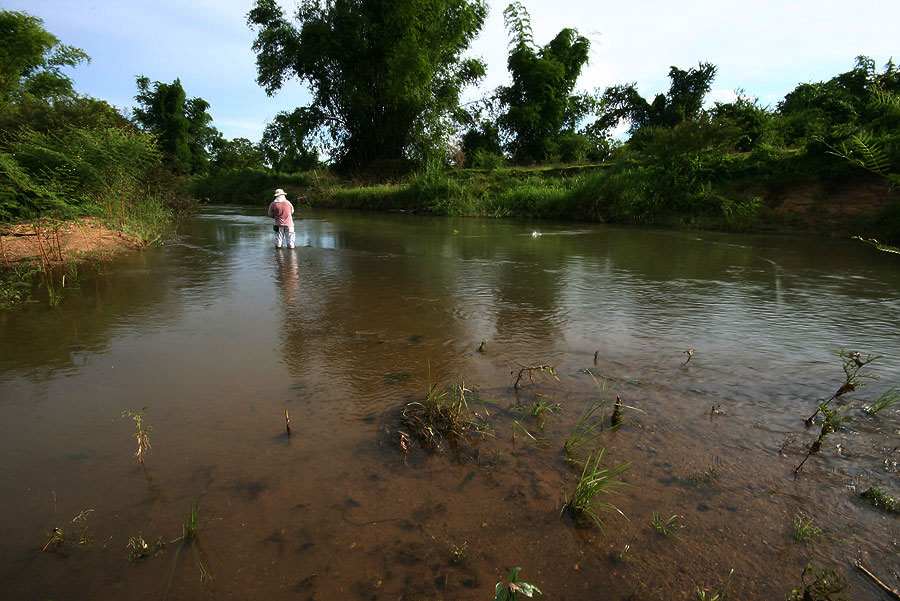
[{"xmin": 0, "ymin": 215, "xmax": 243, "ymax": 381}]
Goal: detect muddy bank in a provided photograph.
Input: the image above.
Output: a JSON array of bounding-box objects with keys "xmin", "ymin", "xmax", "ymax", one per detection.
[{"xmin": 0, "ymin": 218, "xmax": 143, "ymax": 267}]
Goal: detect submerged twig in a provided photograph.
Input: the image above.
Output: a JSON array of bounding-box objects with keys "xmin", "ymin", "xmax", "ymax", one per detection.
[
  {"xmin": 855, "ymin": 552, "xmax": 900, "ymax": 599},
  {"xmin": 512, "ymin": 363, "xmax": 558, "ymax": 389},
  {"xmin": 284, "ymin": 409, "xmax": 291, "ymax": 436}
]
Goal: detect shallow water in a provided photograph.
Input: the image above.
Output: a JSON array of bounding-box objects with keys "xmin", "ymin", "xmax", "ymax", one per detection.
[{"xmin": 1, "ymin": 206, "xmax": 899, "ymax": 600}]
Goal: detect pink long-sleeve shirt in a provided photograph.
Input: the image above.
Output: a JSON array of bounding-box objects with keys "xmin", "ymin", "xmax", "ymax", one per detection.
[{"xmin": 268, "ymin": 198, "xmax": 294, "ymax": 227}]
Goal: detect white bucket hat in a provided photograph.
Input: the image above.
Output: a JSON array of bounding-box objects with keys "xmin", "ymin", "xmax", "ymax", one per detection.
[{"xmin": 273, "ymin": 188, "xmax": 286, "ymax": 197}]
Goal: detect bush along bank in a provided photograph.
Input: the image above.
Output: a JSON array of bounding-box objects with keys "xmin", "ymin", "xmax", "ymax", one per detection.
[{"xmin": 300, "ymin": 145, "xmax": 899, "ymax": 245}]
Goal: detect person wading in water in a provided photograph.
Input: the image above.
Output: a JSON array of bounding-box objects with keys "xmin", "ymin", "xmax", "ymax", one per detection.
[{"xmin": 268, "ymin": 188, "xmax": 295, "ymax": 249}]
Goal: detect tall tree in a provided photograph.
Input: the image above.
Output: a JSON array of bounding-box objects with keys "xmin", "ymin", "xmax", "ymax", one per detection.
[
  {"xmin": 133, "ymin": 76, "xmax": 218, "ymax": 174},
  {"xmin": 0, "ymin": 10, "xmax": 89, "ymax": 121},
  {"xmin": 260, "ymin": 110, "xmax": 320, "ymax": 173},
  {"xmin": 496, "ymin": 2, "xmax": 593, "ymax": 163},
  {"xmin": 596, "ymin": 62, "xmax": 717, "ymax": 135},
  {"xmin": 248, "ymin": 0, "xmax": 488, "ymax": 171}
]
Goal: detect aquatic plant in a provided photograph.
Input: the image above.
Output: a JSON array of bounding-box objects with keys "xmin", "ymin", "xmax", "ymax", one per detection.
[
  {"xmin": 805, "ymin": 349, "xmax": 880, "ymax": 426},
  {"xmin": 864, "ymin": 386, "xmax": 900, "ymax": 414},
  {"xmin": 791, "ymin": 516, "xmax": 822, "ymax": 542},
  {"xmin": 126, "ymin": 535, "xmax": 166, "ymax": 563},
  {"xmin": 40, "ymin": 493, "xmax": 94, "ymax": 554},
  {"xmin": 561, "ymin": 450, "xmax": 630, "ymax": 531},
  {"xmin": 400, "ymin": 381, "xmax": 484, "ymax": 451},
  {"xmin": 651, "ymin": 511, "xmax": 682, "ymax": 537},
  {"xmin": 493, "ymin": 567, "xmax": 541, "ymax": 601},
  {"xmin": 122, "ymin": 406, "xmax": 152, "ymax": 467},
  {"xmin": 695, "ymin": 569, "xmax": 733, "ymax": 601},
  {"xmin": 860, "ymin": 486, "xmax": 899, "ymax": 513},
  {"xmin": 787, "ymin": 564, "xmax": 849, "ymax": 601},
  {"xmin": 795, "ymin": 401, "xmax": 852, "ymax": 473},
  {"xmin": 164, "ymin": 498, "xmax": 215, "ymax": 599},
  {"xmin": 564, "ymin": 377, "xmax": 619, "ymax": 460}
]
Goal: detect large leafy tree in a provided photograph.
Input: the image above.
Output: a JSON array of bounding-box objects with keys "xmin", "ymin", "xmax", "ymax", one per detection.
[
  {"xmin": 260, "ymin": 110, "xmax": 320, "ymax": 173},
  {"xmin": 248, "ymin": 0, "xmax": 488, "ymax": 171},
  {"xmin": 496, "ymin": 2, "xmax": 592, "ymax": 163},
  {"xmin": 596, "ymin": 62, "xmax": 717, "ymax": 135},
  {"xmin": 0, "ymin": 10, "xmax": 89, "ymax": 123},
  {"xmin": 776, "ymin": 56, "xmax": 900, "ymax": 145},
  {"xmin": 133, "ymin": 76, "xmax": 218, "ymax": 174}
]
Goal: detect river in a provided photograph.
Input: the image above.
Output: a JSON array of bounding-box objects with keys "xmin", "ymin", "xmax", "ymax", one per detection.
[{"xmin": 1, "ymin": 206, "xmax": 898, "ymax": 600}]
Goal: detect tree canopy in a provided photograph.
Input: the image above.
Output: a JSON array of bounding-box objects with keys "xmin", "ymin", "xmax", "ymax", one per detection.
[
  {"xmin": 496, "ymin": 2, "xmax": 593, "ymax": 163},
  {"xmin": 133, "ymin": 76, "xmax": 218, "ymax": 174},
  {"xmin": 596, "ymin": 62, "xmax": 717, "ymax": 135},
  {"xmin": 248, "ymin": 0, "xmax": 488, "ymax": 171},
  {"xmin": 0, "ymin": 10, "xmax": 89, "ymax": 119}
]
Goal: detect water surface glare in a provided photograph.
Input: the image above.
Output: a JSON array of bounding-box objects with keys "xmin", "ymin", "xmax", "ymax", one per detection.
[{"xmin": 1, "ymin": 206, "xmax": 899, "ymax": 600}]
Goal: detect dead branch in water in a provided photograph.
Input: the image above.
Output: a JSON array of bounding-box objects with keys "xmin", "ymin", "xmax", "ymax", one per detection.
[
  {"xmin": 512, "ymin": 363, "xmax": 558, "ymax": 389},
  {"xmin": 855, "ymin": 552, "xmax": 900, "ymax": 599}
]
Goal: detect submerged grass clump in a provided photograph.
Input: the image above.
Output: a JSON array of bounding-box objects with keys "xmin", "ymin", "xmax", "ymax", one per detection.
[
  {"xmin": 126, "ymin": 535, "xmax": 166, "ymax": 563},
  {"xmin": 791, "ymin": 516, "xmax": 822, "ymax": 542},
  {"xmin": 860, "ymin": 486, "xmax": 899, "ymax": 513},
  {"xmin": 787, "ymin": 564, "xmax": 849, "ymax": 601},
  {"xmin": 564, "ymin": 377, "xmax": 619, "ymax": 460},
  {"xmin": 561, "ymin": 450, "xmax": 630, "ymax": 531},
  {"xmin": 400, "ymin": 382, "xmax": 485, "ymax": 451},
  {"xmin": 39, "ymin": 492, "xmax": 93, "ymax": 555},
  {"xmin": 651, "ymin": 511, "xmax": 683, "ymax": 537},
  {"xmin": 164, "ymin": 498, "xmax": 215, "ymax": 599},
  {"xmin": 695, "ymin": 569, "xmax": 733, "ymax": 601}
]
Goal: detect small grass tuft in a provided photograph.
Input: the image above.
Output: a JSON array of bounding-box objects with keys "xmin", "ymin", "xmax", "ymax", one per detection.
[
  {"xmin": 791, "ymin": 516, "xmax": 822, "ymax": 542},
  {"xmin": 860, "ymin": 486, "xmax": 899, "ymax": 513},
  {"xmin": 126, "ymin": 535, "xmax": 166, "ymax": 563},
  {"xmin": 493, "ymin": 567, "xmax": 541, "ymax": 600},
  {"xmin": 651, "ymin": 511, "xmax": 683, "ymax": 537},
  {"xmin": 695, "ymin": 568, "xmax": 733, "ymax": 601},
  {"xmin": 561, "ymin": 450, "xmax": 630, "ymax": 532}
]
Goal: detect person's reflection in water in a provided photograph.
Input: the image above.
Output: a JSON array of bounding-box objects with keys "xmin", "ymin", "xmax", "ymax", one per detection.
[{"xmin": 275, "ymin": 248, "xmax": 300, "ymax": 308}]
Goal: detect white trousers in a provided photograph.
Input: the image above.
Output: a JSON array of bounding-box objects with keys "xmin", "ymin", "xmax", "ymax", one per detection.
[{"xmin": 275, "ymin": 226, "xmax": 295, "ymax": 248}]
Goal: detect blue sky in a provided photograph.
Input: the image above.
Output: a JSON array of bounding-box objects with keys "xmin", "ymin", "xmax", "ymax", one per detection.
[{"xmin": 5, "ymin": 0, "xmax": 899, "ymax": 142}]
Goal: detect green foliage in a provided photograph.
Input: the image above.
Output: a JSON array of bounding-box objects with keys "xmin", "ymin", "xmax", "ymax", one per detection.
[
  {"xmin": 133, "ymin": 76, "xmax": 218, "ymax": 174},
  {"xmin": 400, "ymin": 381, "xmax": 484, "ymax": 451},
  {"xmin": 248, "ymin": 0, "xmax": 488, "ymax": 171},
  {"xmin": 126, "ymin": 535, "xmax": 166, "ymax": 563},
  {"xmin": 0, "ymin": 10, "xmax": 89, "ymax": 111},
  {"xmin": 260, "ymin": 109, "xmax": 320, "ymax": 173},
  {"xmin": 461, "ymin": 120, "xmax": 503, "ymax": 165},
  {"xmin": 209, "ymin": 137, "xmax": 265, "ymax": 172},
  {"xmin": 787, "ymin": 564, "xmax": 849, "ymax": 601},
  {"xmin": 0, "ymin": 124, "xmax": 162, "ymax": 221},
  {"xmin": 493, "ymin": 567, "xmax": 541, "ymax": 601},
  {"xmin": 791, "ymin": 516, "xmax": 822, "ymax": 542},
  {"xmin": 497, "ymin": 2, "xmax": 593, "ymax": 163},
  {"xmin": 651, "ymin": 511, "xmax": 683, "ymax": 537},
  {"xmin": 864, "ymin": 386, "xmax": 900, "ymax": 414},
  {"xmin": 860, "ymin": 486, "xmax": 899, "ymax": 513},
  {"xmin": 597, "ymin": 62, "xmax": 717, "ymax": 135},
  {"xmin": 561, "ymin": 449, "xmax": 630, "ymax": 531},
  {"xmin": 191, "ymin": 168, "xmax": 313, "ymax": 204},
  {"xmin": 696, "ymin": 569, "xmax": 733, "ymax": 601}
]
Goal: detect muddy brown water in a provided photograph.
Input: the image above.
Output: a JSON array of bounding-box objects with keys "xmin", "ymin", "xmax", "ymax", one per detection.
[{"xmin": 1, "ymin": 206, "xmax": 899, "ymax": 600}]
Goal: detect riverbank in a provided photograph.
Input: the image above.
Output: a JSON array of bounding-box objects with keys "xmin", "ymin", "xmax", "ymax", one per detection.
[
  {"xmin": 195, "ymin": 150, "xmax": 900, "ymax": 245},
  {"xmin": 0, "ymin": 217, "xmax": 155, "ymax": 309}
]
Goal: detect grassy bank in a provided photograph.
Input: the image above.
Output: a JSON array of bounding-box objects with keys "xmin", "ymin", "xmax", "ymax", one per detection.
[{"xmin": 277, "ymin": 147, "xmax": 898, "ymax": 244}]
